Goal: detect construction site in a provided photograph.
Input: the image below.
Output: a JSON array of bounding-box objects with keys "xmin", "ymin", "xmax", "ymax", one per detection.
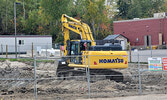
[{"xmin": 1, "ymin": 1, "xmax": 167, "ymax": 99}]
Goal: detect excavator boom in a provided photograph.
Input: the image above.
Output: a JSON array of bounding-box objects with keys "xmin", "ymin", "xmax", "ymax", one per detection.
[{"xmin": 61, "ymin": 14, "xmax": 96, "ymax": 55}]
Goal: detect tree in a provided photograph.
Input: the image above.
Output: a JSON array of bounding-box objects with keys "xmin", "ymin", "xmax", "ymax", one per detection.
[
  {"xmin": 24, "ymin": 10, "xmax": 39, "ymax": 34},
  {"xmin": 162, "ymin": 0, "xmax": 167, "ymax": 12},
  {"xmin": 39, "ymin": 0, "xmax": 73, "ymax": 42},
  {"xmin": 82, "ymin": 0, "xmax": 111, "ymax": 39},
  {"xmin": 71, "ymin": 0, "xmax": 85, "ymax": 18},
  {"xmin": 117, "ymin": 0, "xmax": 165, "ymax": 19},
  {"xmin": 127, "ymin": 0, "xmax": 142, "ymax": 19},
  {"xmin": 152, "ymin": 0, "xmax": 164, "ymax": 13},
  {"xmin": 0, "ymin": 0, "xmax": 16, "ymax": 34},
  {"xmin": 117, "ymin": 0, "xmax": 131, "ymax": 19},
  {"xmin": 105, "ymin": 0, "xmax": 119, "ymax": 19}
]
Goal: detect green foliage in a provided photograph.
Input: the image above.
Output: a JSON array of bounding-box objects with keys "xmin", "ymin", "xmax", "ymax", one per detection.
[
  {"xmin": 82, "ymin": 0, "xmax": 111, "ymax": 39},
  {"xmin": 55, "ymin": 32, "xmax": 64, "ymax": 43},
  {"xmin": 24, "ymin": 10, "xmax": 39, "ymax": 34},
  {"xmin": 39, "ymin": 0, "xmax": 73, "ymax": 43},
  {"xmin": 117, "ymin": 0, "xmax": 166, "ymax": 19},
  {"xmin": 127, "ymin": 0, "xmax": 142, "ymax": 19},
  {"xmin": 162, "ymin": 0, "xmax": 167, "ymax": 11},
  {"xmin": 0, "ymin": 0, "xmax": 15, "ymax": 33},
  {"xmin": 40, "ymin": 0, "xmax": 72, "ymax": 21},
  {"xmin": 1, "ymin": 0, "xmax": 167, "ymax": 42},
  {"xmin": 117, "ymin": 0, "xmax": 131, "ymax": 19},
  {"xmin": 140, "ymin": 0, "xmax": 154, "ymax": 17},
  {"xmin": 71, "ymin": 0, "xmax": 85, "ymax": 18}
]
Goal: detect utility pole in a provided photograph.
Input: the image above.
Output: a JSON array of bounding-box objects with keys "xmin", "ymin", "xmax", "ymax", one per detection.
[
  {"xmin": 6, "ymin": 0, "xmax": 8, "ymax": 33},
  {"xmin": 14, "ymin": 2, "xmax": 21, "ymax": 59},
  {"xmin": 14, "ymin": 2, "xmax": 17, "ymax": 58},
  {"xmin": 23, "ymin": 0, "xmax": 25, "ymax": 20},
  {"xmin": 23, "ymin": 0, "xmax": 25, "ymax": 31}
]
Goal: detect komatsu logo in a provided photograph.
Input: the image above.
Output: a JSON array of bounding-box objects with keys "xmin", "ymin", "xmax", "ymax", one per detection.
[
  {"xmin": 99, "ymin": 58, "xmax": 124, "ymax": 63},
  {"xmin": 69, "ymin": 24, "xmax": 77, "ymax": 30}
]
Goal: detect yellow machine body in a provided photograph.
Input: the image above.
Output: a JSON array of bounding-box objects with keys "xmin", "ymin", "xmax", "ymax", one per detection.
[{"xmin": 69, "ymin": 51, "xmax": 128, "ymax": 69}]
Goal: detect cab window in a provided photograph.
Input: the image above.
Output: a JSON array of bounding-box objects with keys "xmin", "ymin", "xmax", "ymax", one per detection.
[{"xmin": 71, "ymin": 43, "xmax": 79, "ymax": 55}]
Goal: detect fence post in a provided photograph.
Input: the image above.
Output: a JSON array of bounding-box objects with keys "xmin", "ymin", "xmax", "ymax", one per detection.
[
  {"xmin": 84, "ymin": 55, "xmax": 88, "ymax": 96},
  {"xmin": 6, "ymin": 45, "xmax": 8, "ymax": 58},
  {"xmin": 33, "ymin": 55, "xmax": 37, "ymax": 100},
  {"xmin": 138, "ymin": 53, "xmax": 142, "ymax": 95},
  {"xmin": 18, "ymin": 45, "xmax": 20, "ymax": 58},
  {"xmin": 1, "ymin": 44, "xmax": 3, "ymax": 56},
  {"xmin": 129, "ymin": 42, "xmax": 131, "ymax": 62},
  {"xmin": 84, "ymin": 55, "xmax": 87, "ymax": 72},
  {"xmin": 46, "ymin": 43, "xmax": 48, "ymax": 59},
  {"xmin": 32, "ymin": 43, "xmax": 34, "ymax": 58},
  {"xmin": 60, "ymin": 46, "xmax": 62, "ymax": 57},
  {"xmin": 151, "ymin": 46, "xmax": 152, "ymax": 57},
  {"xmin": 87, "ymin": 55, "xmax": 90, "ymax": 98}
]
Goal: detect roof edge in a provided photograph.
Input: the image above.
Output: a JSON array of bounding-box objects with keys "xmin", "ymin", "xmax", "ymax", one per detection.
[
  {"xmin": 114, "ymin": 17, "xmax": 167, "ymax": 23},
  {"xmin": 0, "ymin": 35, "xmax": 52, "ymax": 37}
]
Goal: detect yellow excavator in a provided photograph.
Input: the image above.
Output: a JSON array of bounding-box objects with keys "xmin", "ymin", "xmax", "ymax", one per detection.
[{"xmin": 57, "ymin": 14, "xmax": 128, "ymax": 82}]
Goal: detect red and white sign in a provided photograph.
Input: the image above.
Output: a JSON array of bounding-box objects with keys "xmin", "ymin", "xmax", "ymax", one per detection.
[{"xmin": 163, "ymin": 58, "xmax": 167, "ymax": 71}]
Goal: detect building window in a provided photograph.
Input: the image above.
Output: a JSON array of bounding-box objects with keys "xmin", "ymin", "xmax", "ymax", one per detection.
[{"xmin": 19, "ymin": 40, "xmax": 24, "ymax": 45}]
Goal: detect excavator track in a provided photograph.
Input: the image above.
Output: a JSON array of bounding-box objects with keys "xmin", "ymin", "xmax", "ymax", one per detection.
[{"xmin": 56, "ymin": 63, "xmax": 131, "ymax": 83}]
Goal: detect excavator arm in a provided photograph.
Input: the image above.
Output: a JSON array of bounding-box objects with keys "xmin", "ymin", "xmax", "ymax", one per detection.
[
  {"xmin": 61, "ymin": 14, "xmax": 95, "ymax": 42},
  {"xmin": 61, "ymin": 14, "xmax": 95, "ymax": 56}
]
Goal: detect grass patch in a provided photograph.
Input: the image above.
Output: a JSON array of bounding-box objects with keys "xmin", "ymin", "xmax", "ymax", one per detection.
[
  {"xmin": 0, "ymin": 58, "xmax": 54, "ymax": 63},
  {"xmin": 36, "ymin": 59, "xmax": 54, "ymax": 63},
  {"xmin": 0, "ymin": 58, "xmax": 7, "ymax": 61}
]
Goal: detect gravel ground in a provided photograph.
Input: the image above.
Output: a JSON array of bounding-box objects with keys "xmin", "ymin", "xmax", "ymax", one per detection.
[{"xmin": 77, "ymin": 94, "xmax": 167, "ymax": 100}]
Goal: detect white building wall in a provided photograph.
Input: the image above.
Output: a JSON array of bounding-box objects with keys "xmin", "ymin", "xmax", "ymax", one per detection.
[
  {"xmin": 0, "ymin": 36, "xmax": 52, "ymax": 53},
  {"xmin": 116, "ymin": 36, "xmax": 127, "ymax": 50},
  {"xmin": 0, "ymin": 37, "xmax": 15, "ymax": 53}
]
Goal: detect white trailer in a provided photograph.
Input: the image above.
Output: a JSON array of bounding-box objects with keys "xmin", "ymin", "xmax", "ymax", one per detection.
[{"xmin": 0, "ymin": 35, "xmax": 52, "ymax": 53}]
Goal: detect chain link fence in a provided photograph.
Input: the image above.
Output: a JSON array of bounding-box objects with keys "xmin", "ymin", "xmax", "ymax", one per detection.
[{"xmin": 0, "ymin": 53, "xmax": 167, "ymax": 99}]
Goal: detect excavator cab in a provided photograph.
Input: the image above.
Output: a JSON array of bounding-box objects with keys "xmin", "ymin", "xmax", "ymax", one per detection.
[
  {"xmin": 67, "ymin": 40, "xmax": 91, "ymax": 55},
  {"xmin": 67, "ymin": 40, "xmax": 91, "ymax": 64}
]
